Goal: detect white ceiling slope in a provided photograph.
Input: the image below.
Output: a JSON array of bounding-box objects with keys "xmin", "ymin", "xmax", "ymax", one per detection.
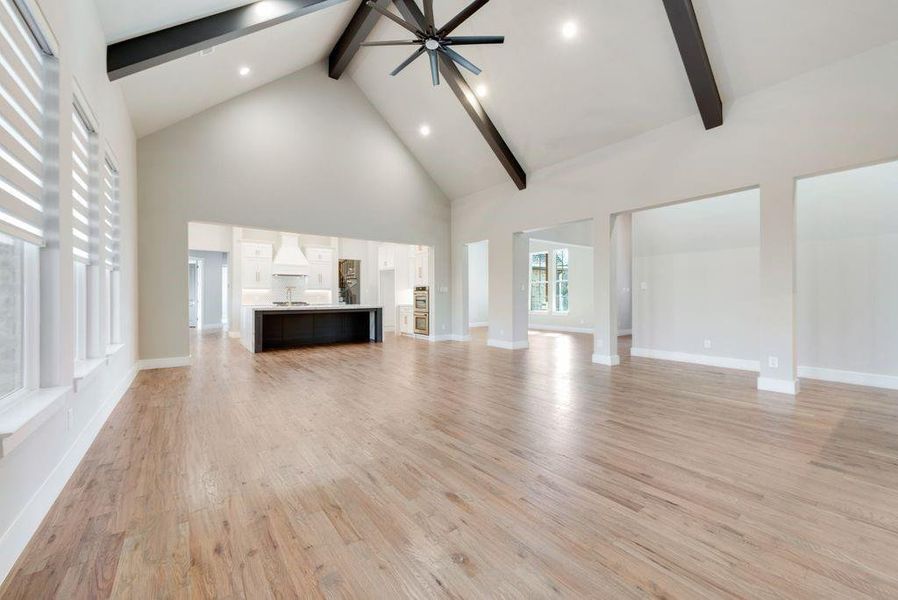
[
  {"xmin": 106, "ymin": 1, "xmax": 358, "ymax": 136},
  {"xmin": 94, "ymin": 0, "xmax": 898, "ymax": 198}
]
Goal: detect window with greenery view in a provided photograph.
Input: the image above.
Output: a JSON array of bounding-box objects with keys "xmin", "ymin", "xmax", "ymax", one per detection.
[
  {"xmin": 529, "ymin": 252, "xmax": 548, "ymax": 311},
  {"xmin": 554, "ymin": 248, "xmax": 569, "ymax": 312}
]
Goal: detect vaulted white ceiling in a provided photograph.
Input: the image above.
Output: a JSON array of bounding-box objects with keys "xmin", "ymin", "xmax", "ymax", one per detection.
[{"xmin": 94, "ymin": 0, "xmax": 898, "ymax": 198}]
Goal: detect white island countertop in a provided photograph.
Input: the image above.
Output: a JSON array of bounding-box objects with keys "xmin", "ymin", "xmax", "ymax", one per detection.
[
  {"xmin": 243, "ymin": 304, "xmax": 383, "ymax": 312},
  {"xmin": 240, "ymin": 304, "xmax": 384, "ymax": 352}
]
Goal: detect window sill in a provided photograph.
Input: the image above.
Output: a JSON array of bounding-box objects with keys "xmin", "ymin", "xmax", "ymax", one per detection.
[
  {"xmin": 73, "ymin": 358, "xmax": 105, "ymax": 393},
  {"xmin": 0, "ymin": 386, "xmax": 70, "ymax": 459}
]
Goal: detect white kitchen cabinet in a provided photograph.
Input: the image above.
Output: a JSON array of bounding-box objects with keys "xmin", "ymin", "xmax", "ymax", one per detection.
[
  {"xmin": 306, "ymin": 247, "xmax": 334, "ymax": 291},
  {"xmin": 398, "ymin": 305, "xmax": 414, "ymax": 335},
  {"xmin": 306, "ymin": 247, "xmax": 332, "ymax": 263},
  {"xmin": 241, "ymin": 242, "xmax": 273, "ymax": 290},
  {"xmin": 414, "ymin": 248, "xmax": 429, "ymax": 286},
  {"xmin": 378, "ymin": 244, "xmax": 396, "ymax": 271},
  {"xmin": 243, "ymin": 242, "xmax": 272, "ymax": 259}
]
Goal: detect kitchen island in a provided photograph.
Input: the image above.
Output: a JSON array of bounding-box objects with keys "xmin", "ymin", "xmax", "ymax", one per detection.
[{"xmin": 240, "ymin": 305, "xmax": 383, "ymax": 353}]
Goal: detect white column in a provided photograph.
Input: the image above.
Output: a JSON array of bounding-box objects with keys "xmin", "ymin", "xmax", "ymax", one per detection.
[
  {"xmin": 758, "ymin": 179, "xmax": 799, "ymax": 394},
  {"xmin": 593, "ymin": 214, "xmax": 620, "ymax": 365},
  {"xmin": 510, "ymin": 232, "xmax": 530, "ymax": 349}
]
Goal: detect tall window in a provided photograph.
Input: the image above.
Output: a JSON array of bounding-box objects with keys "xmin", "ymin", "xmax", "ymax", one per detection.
[
  {"xmin": 72, "ymin": 104, "xmax": 96, "ymax": 361},
  {"xmin": 529, "ymin": 251, "xmax": 548, "ymax": 312},
  {"xmin": 0, "ymin": 0, "xmax": 50, "ymax": 404},
  {"xmin": 103, "ymin": 156, "xmax": 121, "ymax": 345},
  {"xmin": 553, "ymin": 248, "xmax": 569, "ymax": 313},
  {"xmin": 0, "ymin": 234, "xmax": 23, "ymax": 399}
]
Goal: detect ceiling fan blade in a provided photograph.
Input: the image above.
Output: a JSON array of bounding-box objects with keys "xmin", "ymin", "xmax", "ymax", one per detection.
[
  {"xmin": 365, "ymin": 1, "xmax": 422, "ymax": 36},
  {"xmin": 439, "ymin": 46, "xmax": 481, "ymax": 76},
  {"xmin": 428, "ymin": 49, "xmax": 440, "ymax": 86},
  {"xmin": 437, "ymin": 0, "xmax": 490, "ymax": 37},
  {"xmin": 444, "ymin": 35, "xmax": 504, "ymax": 46},
  {"xmin": 390, "ymin": 47, "xmax": 426, "ymax": 76},
  {"xmin": 423, "ymin": 0, "xmax": 435, "ymax": 32},
  {"xmin": 361, "ymin": 40, "xmax": 421, "ymax": 46}
]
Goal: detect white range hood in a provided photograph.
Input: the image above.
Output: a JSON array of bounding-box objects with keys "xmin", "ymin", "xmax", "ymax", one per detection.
[{"xmin": 272, "ymin": 233, "xmax": 310, "ymax": 277}]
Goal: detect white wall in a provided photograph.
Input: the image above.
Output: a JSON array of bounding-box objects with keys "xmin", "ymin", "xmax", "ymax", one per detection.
[
  {"xmin": 467, "ymin": 241, "xmax": 488, "ymax": 326},
  {"xmin": 632, "ymin": 190, "xmax": 761, "ymax": 365},
  {"xmin": 527, "ymin": 239, "xmax": 594, "ymax": 333},
  {"xmin": 797, "ymin": 160, "xmax": 898, "ymax": 384},
  {"xmin": 138, "ymin": 61, "xmax": 450, "ymax": 360},
  {"xmin": 451, "ymin": 41, "xmax": 898, "ymax": 387},
  {"xmin": 188, "ymin": 222, "xmax": 232, "ymax": 253},
  {"xmin": 0, "ymin": 0, "xmax": 138, "ymax": 582}
]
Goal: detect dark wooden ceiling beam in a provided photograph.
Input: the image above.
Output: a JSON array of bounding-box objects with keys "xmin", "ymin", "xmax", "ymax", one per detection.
[
  {"xmin": 328, "ymin": 0, "xmax": 390, "ymax": 79},
  {"xmin": 661, "ymin": 0, "xmax": 723, "ymax": 130},
  {"xmin": 392, "ymin": 0, "xmax": 526, "ymax": 190},
  {"xmin": 107, "ymin": 0, "xmax": 348, "ymax": 81}
]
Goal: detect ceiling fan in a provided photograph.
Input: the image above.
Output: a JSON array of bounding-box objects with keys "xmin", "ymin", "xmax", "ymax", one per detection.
[{"xmin": 361, "ymin": 0, "xmax": 504, "ymax": 86}]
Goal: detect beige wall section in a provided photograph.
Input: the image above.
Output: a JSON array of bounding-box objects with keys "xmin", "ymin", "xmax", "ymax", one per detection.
[
  {"xmin": 451, "ymin": 41, "xmax": 898, "ymax": 390},
  {"xmin": 138, "ymin": 61, "xmax": 450, "ymax": 360}
]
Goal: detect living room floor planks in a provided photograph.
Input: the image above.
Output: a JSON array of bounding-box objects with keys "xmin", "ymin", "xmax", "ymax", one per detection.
[{"xmin": 2, "ymin": 329, "xmax": 898, "ymax": 599}]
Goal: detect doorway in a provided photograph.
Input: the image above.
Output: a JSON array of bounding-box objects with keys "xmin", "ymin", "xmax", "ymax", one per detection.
[
  {"xmin": 467, "ymin": 241, "xmax": 489, "ymax": 341},
  {"xmin": 188, "ymin": 257, "xmax": 204, "ymax": 329},
  {"xmin": 379, "ymin": 269, "xmax": 396, "ymax": 332}
]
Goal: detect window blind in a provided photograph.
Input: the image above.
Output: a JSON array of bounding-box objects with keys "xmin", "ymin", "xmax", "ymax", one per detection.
[
  {"xmin": 0, "ymin": 0, "xmax": 46, "ymax": 246},
  {"xmin": 72, "ymin": 106, "xmax": 94, "ymax": 263},
  {"xmin": 102, "ymin": 157, "xmax": 119, "ymax": 269}
]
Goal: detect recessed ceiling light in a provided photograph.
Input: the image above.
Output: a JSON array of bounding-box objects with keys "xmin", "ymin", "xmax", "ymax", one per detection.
[
  {"xmin": 561, "ymin": 21, "xmax": 579, "ymax": 40},
  {"xmin": 474, "ymin": 83, "xmax": 488, "ymax": 98},
  {"xmin": 239, "ymin": 66, "xmax": 251, "ymax": 77},
  {"xmin": 419, "ymin": 124, "xmax": 431, "ymax": 137}
]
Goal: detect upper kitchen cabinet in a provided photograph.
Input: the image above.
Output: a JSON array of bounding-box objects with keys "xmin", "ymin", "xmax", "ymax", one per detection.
[
  {"xmin": 242, "ymin": 242, "xmax": 273, "ymax": 289},
  {"xmin": 306, "ymin": 246, "xmax": 334, "ymax": 290},
  {"xmin": 377, "ymin": 244, "xmax": 396, "ymax": 271},
  {"xmin": 414, "ymin": 247, "xmax": 429, "ymax": 286}
]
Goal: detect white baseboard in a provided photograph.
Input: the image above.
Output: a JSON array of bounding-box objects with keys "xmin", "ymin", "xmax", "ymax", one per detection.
[
  {"xmin": 468, "ymin": 322, "xmax": 488, "ymax": 328},
  {"xmin": 137, "ymin": 356, "xmax": 192, "ymax": 370},
  {"xmin": 488, "ymin": 339, "xmax": 529, "ymax": 350},
  {"xmin": 798, "ymin": 366, "xmax": 898, "ymax": 391},
  {"xmin": 200, "ymin": 324, "xmax": 222, "ymax": 331},
  {"xmin": 449, "ymin": 334, "xmax": 472, "ymax": 342},
  {"xmin": 757, "ymin": 377, "xmax": 800, "ymax": 395},
  {"xmin": 529, "ymin": 325, "xmax": 593, "ymax": 334},
  {"xmin": 630, "ymin": 347, "xmax": 760, "ymax": 372},
  {"xmin": 228, "ymin": 331, "xmax": 241, "ymax": 339},
  {"xmin": 0, "ymin": 365, "xmax": 138, "ymax": 585},
  {"xmin": 592, "ymin": 353, "xmax": 621, "ymax": 366}
]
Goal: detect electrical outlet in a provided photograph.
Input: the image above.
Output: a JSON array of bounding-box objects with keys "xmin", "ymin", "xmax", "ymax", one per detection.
[
  {"xmin": 66, "ymin": 408, "xmax": 74, "ymax": 432},
  {"xmin": 442, "ymin": 324, "xmax": 447, "ymax": 331},
  {"xmin": 703, "ymin": 339, "xmax": 712, "ymax": 349},
  {"xmin": 768, "ymin": 356, "xmax": 779, "ymax": 369},
  {"xmin": 640, "ymin": 282, "xmax": 648, "ymax": 291}
]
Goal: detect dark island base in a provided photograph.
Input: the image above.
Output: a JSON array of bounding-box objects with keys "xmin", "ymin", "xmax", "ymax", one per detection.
[{"xmin": 254, "ymin": 308, "xmax": 383, "ymax": 352}]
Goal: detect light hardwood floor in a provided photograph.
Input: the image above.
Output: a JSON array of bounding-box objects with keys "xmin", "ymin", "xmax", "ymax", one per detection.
[{"xmin": 2, "ymin": 329, "xmax": 898, "ymax": 599}]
